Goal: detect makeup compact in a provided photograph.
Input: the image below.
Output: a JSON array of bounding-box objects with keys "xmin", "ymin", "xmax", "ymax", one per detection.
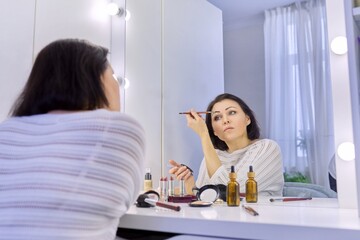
[
  {"xmin": 189, "ymin": 200, "xmax": 213, "ymax": 207},
  {"xmin": 192, "ymin": 184, "xmax": 226, "ymax": 202},
  {"xmin": 189, "ymin": 184, "xmax": 225, "ymax": 207}
]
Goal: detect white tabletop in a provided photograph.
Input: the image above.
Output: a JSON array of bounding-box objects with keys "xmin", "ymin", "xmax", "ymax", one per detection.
[{"xmin": 118, "ymin": 198, "xmax": 360, "ymax": 240}]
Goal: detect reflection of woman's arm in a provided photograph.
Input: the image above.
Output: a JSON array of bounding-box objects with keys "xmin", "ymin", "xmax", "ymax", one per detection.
[
  {"xmin": 186, "ymin": 109, "xmax": 221, "ymax": 177},
  {"xmin": 168, "ymin": 159, "xmax": 195, "ymax": 194},
  {"xmin": 184, "ymin": 176, "xmax": 195, "ymax": 194}
]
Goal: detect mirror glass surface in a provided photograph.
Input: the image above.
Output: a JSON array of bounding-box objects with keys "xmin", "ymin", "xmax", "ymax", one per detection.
[
  {"xmin": 125, "ymin": 0, "xmax": 340, "ymax": 204},
  {"xmin": 205, "ymin": 0, "xmax": 336, "ymax": 196}
]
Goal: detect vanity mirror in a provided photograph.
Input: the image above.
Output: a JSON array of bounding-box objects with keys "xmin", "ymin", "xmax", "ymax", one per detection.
[
  {"xmin": 1, "ymin": 0, "xmax": 355, "ymax": 208},
  {"xmin": 124, "ymin": 0, "xmax": 359, "ymax": 206}
]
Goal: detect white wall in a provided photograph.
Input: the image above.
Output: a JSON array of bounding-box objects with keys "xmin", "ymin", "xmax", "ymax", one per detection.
[
  {"xmin": 125, "ymin": 0, "xmax": 224, "ymax": 184},
  {"xmin": 0, "ymin": 0, "xmax": 35, "ymax": 120},
  {"xmin": 344, "ymin": 0, "xmax": 360, "ymax": 215},
  {"xmin": 327, "ymin": 0, "xmax": 357, "ymax": 209},
  {"xmin": 163, "ymin": 0, "xmax": 224, "ymax": 178},
  {"xmin": 0, "ymin": 0, "xmax": 125, "ymax": 120},
  {"xmin": 125, "ymin": 0, "xmax": 163, "ymax": 185},
  {"xmin": 223, "ymin": 23, "xmax": 267, "ymax": 136}
]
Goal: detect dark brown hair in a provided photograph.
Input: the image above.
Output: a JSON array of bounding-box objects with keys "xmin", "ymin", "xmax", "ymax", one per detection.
[
  {"xmin": 10, "ymin": 39, "xmax": 109, "ymax": 116},
  {"xmin": 205, "ymin": 93, "xmax": 260, "ymax": 151}
]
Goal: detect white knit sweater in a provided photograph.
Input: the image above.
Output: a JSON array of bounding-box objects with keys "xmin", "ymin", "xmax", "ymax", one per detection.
[
  {"xmin": 0, "ymin": 109, "xmax": 145, "ymax": 240},
  {"xmin": 196, "ymin": 139, "xmax": 284, "ymax": 196}
]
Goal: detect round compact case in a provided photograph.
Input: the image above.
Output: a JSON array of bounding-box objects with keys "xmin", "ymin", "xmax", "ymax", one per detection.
[{"xmin": 189, "ymin": 184, "xmax": 222, "ymax": 207}]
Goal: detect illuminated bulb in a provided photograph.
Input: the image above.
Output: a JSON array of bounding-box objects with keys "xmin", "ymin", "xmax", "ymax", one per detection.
[
  {"xmin": 112, "ymin": 74, "xmax": 119, "ymax": 82},
  {"xmin": 125, "ymin": 9, "xmax": 131, "ymax": 21},
  {"xmin": 337, "ymin": 142, "xmax": 355, "ymax": 161},
  {"xmin": 107, "ymin": 3, "xmax": 121, "ymax": 16},
  {"xmin": 330, "ymin": 36, "xmax": 348, "ymax": 55},
  {"xmin": 123, "ymin": 78, "xmax": 130, "ymax": 89}
]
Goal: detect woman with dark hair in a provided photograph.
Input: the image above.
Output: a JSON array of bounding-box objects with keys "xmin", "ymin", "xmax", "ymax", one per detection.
[
  {"xmin": 0, "ymin": 39, "xmax": 145, "ymax": 240},
  {"xmin": 169, "ymin": 93, "xmax": 284, "ymax": 196}
]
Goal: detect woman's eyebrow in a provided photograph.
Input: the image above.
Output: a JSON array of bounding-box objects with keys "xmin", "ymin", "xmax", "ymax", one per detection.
[{"xmin": 225, "ymin": 106, "xmax": 237, "ymax": 111}]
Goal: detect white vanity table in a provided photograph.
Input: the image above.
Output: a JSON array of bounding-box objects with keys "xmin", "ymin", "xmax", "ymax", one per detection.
[{"xmin": 118, "ymin": 198, "xmax": 360, "ymax": 240}]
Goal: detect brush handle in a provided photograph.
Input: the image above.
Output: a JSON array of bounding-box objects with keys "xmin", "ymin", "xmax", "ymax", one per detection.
[
  {"xmin": 156, "ymin": 201, "xmax": 181, "ymax": 211},
  {"xmin": 270, "ymin": 197, "xmax": 312, "ymax": 202},
  {"xmin": 179, "ymin": 111, "xmax": 213, "ymax": 115},
  {"xmin": 282, "ymin": 197, "xmax": 312, "ymax": 202},
  {"xmin": 145, "ymin": 198, "xmax": 181, "ymax": 211}
]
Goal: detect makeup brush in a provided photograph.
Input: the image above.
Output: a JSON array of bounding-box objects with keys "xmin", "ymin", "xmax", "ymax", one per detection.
[
  {"xmin": 179, "ymin": 111, "xmax": 219, "ymax": 115},
  {"xmin": 144, "ymin": 198, "xmax": 181, "ymax": 212}
]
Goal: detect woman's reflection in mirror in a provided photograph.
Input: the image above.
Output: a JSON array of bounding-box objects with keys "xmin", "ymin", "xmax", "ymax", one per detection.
[{"xmin": 169, "ymin": 93, "xmax": 284, "ymax": 196}]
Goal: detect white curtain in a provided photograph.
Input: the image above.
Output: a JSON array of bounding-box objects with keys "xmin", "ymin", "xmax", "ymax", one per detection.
[{"xmin": 264, "ymin": 0, "xmax": 335, "ymax": 187}]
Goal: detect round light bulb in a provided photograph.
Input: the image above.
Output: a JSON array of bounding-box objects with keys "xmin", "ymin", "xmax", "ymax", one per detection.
[
  {"xmin": 107, "ymin": 3, "xmax": 120, "ymax": 16},
  {"xmin": 330, "ymin": 36, "xmax": 348, "ymax": 55},
  {"xmin": 123, "ymin": 78, "xmax": 130, "ymax": 89},
  {"xmin": 125, "ymin": 9, "xmax": 131, "ymax": 21},
  {"xmin": 337, "ymin": 142, "xmax": 355, "ymax": 161}
]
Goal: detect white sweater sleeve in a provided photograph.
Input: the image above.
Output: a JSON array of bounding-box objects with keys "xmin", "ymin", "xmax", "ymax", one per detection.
[{"xmin": 0, "ymin": 110, "xmax": 146, "ymax": 240}]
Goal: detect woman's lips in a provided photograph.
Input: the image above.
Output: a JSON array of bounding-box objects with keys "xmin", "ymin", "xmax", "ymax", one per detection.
[{"xmin": 224, "ymin": 127, "xmax": 234, "ymax": 132}]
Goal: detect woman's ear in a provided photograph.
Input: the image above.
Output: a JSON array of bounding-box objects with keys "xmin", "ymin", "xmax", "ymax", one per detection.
[{"xmin": 246, "ymin": 116, "xmax": 251, "ymax": 126}]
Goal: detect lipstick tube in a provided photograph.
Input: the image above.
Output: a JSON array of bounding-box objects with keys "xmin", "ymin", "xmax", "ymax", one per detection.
[
  {"xmin": 160, "ymin": 177, "xmax": 168, "ymax": 201},
  {"xmin": 168, "ymin": 176, "xmax": 174, "ymax": 196},
  {"xmin": 179, "ymin": 178, "xmax": 185, "ymax": 196}
]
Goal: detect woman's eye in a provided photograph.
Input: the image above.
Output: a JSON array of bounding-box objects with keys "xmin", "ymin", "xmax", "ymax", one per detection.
[
  {"xmin": 213, "ymin": 115, "xmax": 221, "ymax": 121},
  {"xmin": 229, "ymin": 110, "xmax": 236, "ymax": 115}
]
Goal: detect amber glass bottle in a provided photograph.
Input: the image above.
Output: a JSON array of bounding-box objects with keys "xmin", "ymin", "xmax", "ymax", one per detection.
[
  {"xmin": 245, "ymin": 165, "xmax": 258, "ymax": 203},
  {"xmin": 226, "ymin": 166, "xmax": 240, "ymax": 206}
]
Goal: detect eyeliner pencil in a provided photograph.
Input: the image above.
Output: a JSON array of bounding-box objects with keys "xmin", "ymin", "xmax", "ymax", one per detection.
[
  {"xmin": 179, "ymin": 111, "xmax": 219, "ymax": 115},
  {"xmin": 269, "ymin": 197, "xmax": 312, "ymax": 202},
  {"xmin": 242, "ymin": 205, "xmax": 259, "ymax": 216}
]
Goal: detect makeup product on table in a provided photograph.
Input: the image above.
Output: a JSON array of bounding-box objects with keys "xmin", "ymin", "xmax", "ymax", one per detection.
[
  {"xmin": 168, "ymin": 195, "xmax": 197, "ymax": 203},
  {"xmin": 242, "ymin": 205, "xmax": 259, "ymax": 216},
  {"xmin": 144, "ymin": 198, "xmax": 181, "ymax": 212},
  {"xmin": 178, "ymin": 111, "xmax": 219, "ymax": 115},
  {"xmin": 269, "ymin": 197, "xmax": 313, "ymax": 202},
  {"xmin": 226, "ymin": 165, "xmax": 240, "ymax": 206},
  {"xmin": 143, "ymin": 168, "xmax": 153, "ymax": 192},
  {"xmin": 189, "ymin": 201, "xmax": 213, "ymax": 207},
  {"xmin": 245, "ymin": 165, "xmax": 258, "ymax": 203},
  {"xmin": 179, "ymin": 178, "xmax": 186, "ymax": 197},
  {"xmin": 160, "ymin": 177, "xmax": 168, "ymax": 201},
  {"xmin": 168, "ymin": 176, "xmax": 174, "ymax": 197}
]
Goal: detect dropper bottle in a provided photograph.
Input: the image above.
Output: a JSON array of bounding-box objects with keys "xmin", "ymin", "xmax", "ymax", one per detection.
[
  {"xmin": 226, "ymin": 165, "xmax": 240, "ymax": 206},
  {"xmin": 143, "ymin": 168, "xmax": 153, "ymax": 192},
  {"xmin": 245, "ymin": 165, "xmax": 258, "ymax": 203}
]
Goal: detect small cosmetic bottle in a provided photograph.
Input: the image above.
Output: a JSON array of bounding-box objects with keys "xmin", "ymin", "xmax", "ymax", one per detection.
[
  {"xmin": 143, "ymin": 168, "xmax": 153, "ymax": 192},
  {"xmin": 168, "ymin": 176, "xmax": 174, "ymax": 196},
  {"xmin": 245, "ymin": 165, "xmax": 258, "ymax": 203},
  {"xmin": 226, "ymin": 165, "xmax": 240, "ymax": 206},
  {"xmin": 179, "ymin": 178, "xmax": 186, "ymax": 197},
  {"xmin": 160, "ymin": 177, "xmax": 168, "ymax": 201}
]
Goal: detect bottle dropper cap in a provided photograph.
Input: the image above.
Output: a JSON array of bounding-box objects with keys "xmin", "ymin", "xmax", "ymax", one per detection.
[
  {"xmin": 145, "ymin": 168, "xmax": 152, "ymax": 180},
  {"xmin": 248, "ymin": 165, "xmax": 255, "ymax": 178},
  {"xmin": 229, "ymin": 165, "xmax": 236, "ymax": 179}
]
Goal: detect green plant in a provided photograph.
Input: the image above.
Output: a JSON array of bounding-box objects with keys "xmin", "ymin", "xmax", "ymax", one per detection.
[{"xmin": 284, "ymin": 172, "xmax": 310, "ymax": 183}]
